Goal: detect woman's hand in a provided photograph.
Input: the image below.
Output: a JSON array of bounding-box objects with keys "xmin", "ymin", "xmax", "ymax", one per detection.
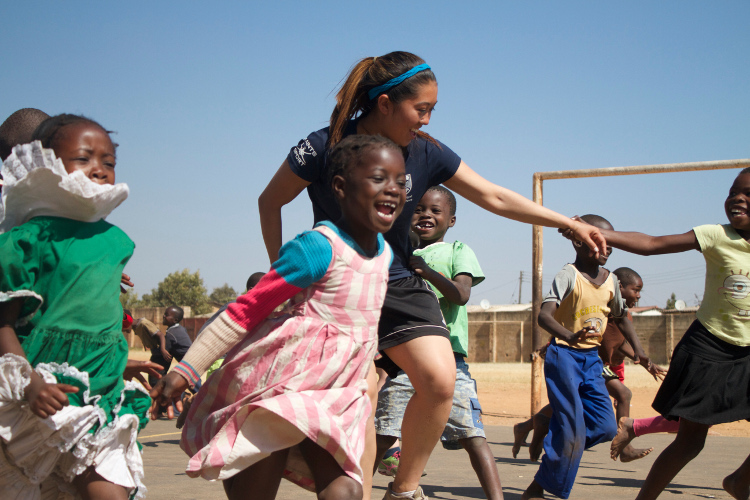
[
  {"xmin": 24, "ymin": 374, "xmax": 79, "ymax": 419},
  {"xmin": 568, "ymin": 219, "xmax": 606, "ymax": 258},
  {"xmin": 123, "ymin": 359, "xmax": 163, "ymax": 390},
  {"xmin": 149, "ymin": 371, "xmax": 188, "ymax": 420}
]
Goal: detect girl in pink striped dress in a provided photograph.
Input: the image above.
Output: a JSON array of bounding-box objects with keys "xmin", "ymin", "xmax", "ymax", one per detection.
[{"xmin": 150, "ymin": 135, "xmax": 406, "ymax": 500}]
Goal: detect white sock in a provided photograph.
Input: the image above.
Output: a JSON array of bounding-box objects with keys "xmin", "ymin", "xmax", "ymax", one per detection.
[{"xmin": 390, "ymin": 489, "xmax": 417, "ymax": 498}]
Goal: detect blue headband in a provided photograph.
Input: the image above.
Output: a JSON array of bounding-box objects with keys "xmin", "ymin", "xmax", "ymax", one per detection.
[{"xmin": 367, "ymin": 63, "xmax": 431, "ymax": 101}]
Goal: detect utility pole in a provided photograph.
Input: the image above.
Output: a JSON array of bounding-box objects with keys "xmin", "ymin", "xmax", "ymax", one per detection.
[{"xmin": 518, "ymin": 270, "xmax": 523, "ymax": 304}]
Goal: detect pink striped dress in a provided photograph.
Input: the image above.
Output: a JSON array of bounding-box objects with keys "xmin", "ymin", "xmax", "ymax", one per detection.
[{"xmin": 178, "ymin": 224, "xmax": 391, "ymax": 489}]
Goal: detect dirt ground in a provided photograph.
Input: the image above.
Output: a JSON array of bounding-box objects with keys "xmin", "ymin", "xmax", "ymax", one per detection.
[{"xmin": 130, "ymin": 349, "xmax": 750, "ymax": 438}]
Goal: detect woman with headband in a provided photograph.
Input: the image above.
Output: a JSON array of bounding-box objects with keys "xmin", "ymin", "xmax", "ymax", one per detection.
[{"xmin": 259, "ymin": 51, "xmax": 606, "ymax": 500}]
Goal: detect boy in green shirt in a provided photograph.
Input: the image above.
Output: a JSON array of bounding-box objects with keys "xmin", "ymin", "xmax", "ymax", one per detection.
[{"xmin": 375, "ymin": 186, "xmax": 504, "ymax": 499}]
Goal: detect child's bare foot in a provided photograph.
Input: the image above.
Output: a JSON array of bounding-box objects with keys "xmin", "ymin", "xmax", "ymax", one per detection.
[
  {"xmin": 611, "ymin": 417, "xmax": 636, "ymax": 461},
  {"xmin": 619, "ymin": 443, "xmax": 653, "ymax": 463},
  {"xmin": 513, "ymin": 422, "xmax": 531, "ymax": 458},
  {"xmin": 724, "ymin": 471, "xmax": 750, "ymax": 500},
  {"xmin": 529, "ymin": 414, "xmax": 550, "ymax": 462},
  {"xmin": 521, "ymin": 480, "xmax": 545, "ymax": 499}
]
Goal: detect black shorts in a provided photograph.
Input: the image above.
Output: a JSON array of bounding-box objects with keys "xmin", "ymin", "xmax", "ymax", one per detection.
[{"xmin": 375, "ymin": 275, "xmax": 449, "ymax": 377}]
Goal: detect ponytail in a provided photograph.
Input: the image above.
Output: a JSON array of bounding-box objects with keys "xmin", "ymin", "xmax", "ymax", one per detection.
[{"xmin": 328, "ymin": 51, "xmax": 437, "ymax": 147}]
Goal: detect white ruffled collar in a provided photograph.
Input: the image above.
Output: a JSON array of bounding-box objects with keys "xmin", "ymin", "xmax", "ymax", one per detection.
[{"xmin": 0, "ymin": 141, "xmax": 129, "ymax": 233}]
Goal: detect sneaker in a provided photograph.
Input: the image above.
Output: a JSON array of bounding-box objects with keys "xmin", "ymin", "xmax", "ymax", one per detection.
[
  {"xmin": 382, "ymin": 483, "xmax": 428, "ymax": 500},
  {"xmin": 378, "ymin": 450, "xmax": 401, "ymax": 477}
]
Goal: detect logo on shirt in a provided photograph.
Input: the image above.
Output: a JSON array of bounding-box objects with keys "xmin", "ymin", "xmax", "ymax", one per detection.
[
  {"xmin": 293, "ymin": 139, "xmax": 317, "ymax": 166},
  {"xmin": 404, "ymin": 174, "xmax": 413, "ymax": 202},
  {"xmin": 719, "ymin": 270, "xmax": 750, "ymax": 317},
  {"xmin": 583, "ymin": 317, "xmax": 604, "ymax": 333}
]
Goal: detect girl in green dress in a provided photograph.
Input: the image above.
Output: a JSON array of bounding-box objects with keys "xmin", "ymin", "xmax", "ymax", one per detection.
[{"xmin": 0, "ymin": 114, "xmax": 151, "ymax": 500}]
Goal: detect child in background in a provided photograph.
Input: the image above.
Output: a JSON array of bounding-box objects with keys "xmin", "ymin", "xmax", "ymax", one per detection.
[
  {"xmin": 599, "ymin": 267, "xmax": 665, "ymax": 462},
  {"xmin": 0, "ymin": 114, "xmax": 150, "ymax": 500},
  {"xmin": 0, "ymin": 108, "xmax": 50, "ymax": 161},
  {"xmin": 150, "ymin": 134, "xmax": 406, "ymax": 500},
  {"xmin": 375, "ymin": 186, "xmax": 504, "ymax": 499},
  {"xmin": 581, "ymin": 168, "xmax": 750, "ymax": 500},
  {"xmin": 522, "ymin": 214, "xmax": 651, "ymax": 500}
]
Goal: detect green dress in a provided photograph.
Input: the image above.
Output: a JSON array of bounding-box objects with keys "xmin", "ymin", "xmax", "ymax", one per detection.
[{"xmin": 0, "ymin": 216, "xmax": 151, "ymax": 499}]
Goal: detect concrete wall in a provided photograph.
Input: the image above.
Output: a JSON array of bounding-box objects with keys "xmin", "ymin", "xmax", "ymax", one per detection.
[{"xmin": 467, "ymin": 310, "xmax": 697, "ymax": 364}]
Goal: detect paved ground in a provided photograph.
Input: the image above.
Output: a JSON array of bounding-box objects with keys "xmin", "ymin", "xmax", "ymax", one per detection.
[{"xmin": 139, "ymin": 419, "xmax": 743, "ymax": 499}]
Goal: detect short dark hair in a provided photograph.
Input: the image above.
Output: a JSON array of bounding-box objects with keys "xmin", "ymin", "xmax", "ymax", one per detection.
[
  {"xmin": 246, "ymin": 272, "xmax": 265, "ymax": 291},
  {"xmin": 580, "ymin": 214, "xmax": 613, "ymax": 231},
  {"xmin": 425, "ymin": 185, "xmax": 457, "ymax": 216},
  {"xmin": 0, "ymin": 108, "xmax": 50, "ymax": 160},
  {"xmin": 739, "ymin": 167, "xmax": 750, "ymax": 175},
  {"xmin": 31, "ymin": 114, "xmax": 114, "ymax": 151},
  {"xmin": 614, "ymin": 267, "xmax": 642, "ymax": 287},
  {"xmin": 327, "ymin": 134, "xmax": 402, "ymax": 187},
  {"xmin": 166, "ymin": 306, "xmax": 184, "ymax": 322}
]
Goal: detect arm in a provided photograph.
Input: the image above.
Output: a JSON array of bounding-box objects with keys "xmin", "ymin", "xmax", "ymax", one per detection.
[
  {"xmin": 258, "ymin": 160, "xmax": 311, "ymax": 263},
  {"xmin": 154, "ymin": 330, "xmax": 172, "ymax": 361},
  {"xmin": 612, "ymin": 315, "xmax": 647, "ymax": 366},
  {"xmin": 616, "ymin": 329, "xmax": 667, "ymax": 380},
  {"xmin": 0, "ymin": 299, "xmax": 78, "ymax": 418},
  {"xmin": 410, "ymin": 254, "xmax": 472, "ymax": 305},
  {"xmin": 539, "ymin": 301, "xmax": 601, "ymax": 343},
  {"xmin": 443, "ymin": 161, "xmax": 607, "ymax": 255},
  {"xmin": 600, "ymin": 227, "xmax": 699, "ymax": 255}
]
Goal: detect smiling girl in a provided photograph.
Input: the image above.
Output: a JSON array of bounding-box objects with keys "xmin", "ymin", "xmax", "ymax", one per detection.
[{"xmin": 259, "ymin": 51, "xmax": 608, "ymax": 500}]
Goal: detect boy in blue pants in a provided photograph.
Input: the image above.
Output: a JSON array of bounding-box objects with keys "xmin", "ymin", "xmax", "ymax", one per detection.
[
  {"xmin": 375, "ymin": 186, "xmax": 504, "ymax": 499},
  {"xmin": 522, "ymin": 214, "xmax": 651, "ymax": 500}
]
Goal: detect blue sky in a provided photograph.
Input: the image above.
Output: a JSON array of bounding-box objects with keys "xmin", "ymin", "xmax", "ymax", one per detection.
[{"xmin": 2, "ymin": 2, "xmax": 748, "ymax": 308}]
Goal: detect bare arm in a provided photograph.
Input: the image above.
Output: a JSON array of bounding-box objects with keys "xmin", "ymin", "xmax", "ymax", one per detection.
[
  {"xmin": 258, "ymin": 160, "xmax": 311, "ymax": 263},
  {"xmin": 443, "ymin": 161, "xmax": 606, "ymax": 255},
  {"xmin": 154, "ymin": 331, "xmax": 171, "ymax": 362},
  {"xmin": 612, "ymin": 315, "xmax": 646, "ymax": 363},
  {"xmin": 410, "ymin": 255, "xmax": 472, "ymax": 305},
  {"xmin": 599, "ymin": 227, "xmax": 699, "ymax": 255}
]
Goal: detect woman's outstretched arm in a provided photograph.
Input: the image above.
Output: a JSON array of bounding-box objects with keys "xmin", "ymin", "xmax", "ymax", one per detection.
[
  {"xmin": 443, "ymin": 161, "xmax": 607, "ymax": 255},
  {"xmin": 258, "ymin": 160, "xmax": 311, "ymax": 263}
]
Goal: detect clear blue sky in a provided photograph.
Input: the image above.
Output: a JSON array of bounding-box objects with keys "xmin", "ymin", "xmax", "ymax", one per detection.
[{"xmin": 2, "ymin": 2, "xmax": 748, "ymax": 308}]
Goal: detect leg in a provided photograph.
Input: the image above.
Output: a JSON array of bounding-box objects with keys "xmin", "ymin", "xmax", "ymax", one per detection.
[
  {"xmin": 375, "ymin": 434, "xmax": 399, "ymax": 475},
  {"xmin": 724, "ymin": 453, "xmax": 750, "ymax": 500},
  {"xmin": 72, "ymin": 467, "xmax": 128, "ymax": 500},
  {"xmin": 521, "ymin": 480, "xmax": 546, "ymax": 500},
  {"xmin": 299, "ymin": 439, "xmax": 363, "ymax": 500},
  {"xmin": 384, "ymin": 335, "xmax": 456, "ymax": 494},
  {"xmin": 605, "ymin": 379, "xmax": 653, "ymax": 462},
  {"xmin": 529, "ymin": 405, "xmax": 552, "ymax": 462},
  {"xmin": 635, "ymin": 419, "xmax": 710, "ymax": 500},
  {"xmin": 222, "ymin": 449, "xmax": 288, "ymax": 500},
  {"xmin": 611, "ymin": 416, "xmax": 678, "ymax": 461},
  {"xmin": 512, "ymin": 417, "xmax": 533, "ymax": 458},
  {"xmin": 361, "ymin": 362, "xmax": 378, "ymax": 500},
  {"xmin": 461, "ymin": 437, "xmax": 504, "ymax": 500}
]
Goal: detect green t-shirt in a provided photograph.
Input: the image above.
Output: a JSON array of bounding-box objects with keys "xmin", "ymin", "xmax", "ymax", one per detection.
[
  {"xmin": 413, "ymin": 241, "xmax": 484, "ymax": 356},
  {"xmin": 694, "ymin": 224, "xmax": 750, "ymax": 346}
]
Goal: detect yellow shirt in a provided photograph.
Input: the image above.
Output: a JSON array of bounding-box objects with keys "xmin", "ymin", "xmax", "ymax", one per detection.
[
  {"xmin": 694, "ymin": 224, "xmax": 750, "ymax": 346},
  {"xmin": 544, "ymin": 264, "xmax": 625, "ymax": 349}
]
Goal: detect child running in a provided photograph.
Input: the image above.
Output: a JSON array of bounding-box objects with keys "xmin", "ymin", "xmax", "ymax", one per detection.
[
  {"xmin": 579, "ymin": 168, "xmax": 750, "ymax": 500},
  {"xmin": 0, "ymin": 114, "xmax": 151, "ymax": 499},
  {"xmin": 522, "ymin": 214, "xmax": 651, "ymax": 500},
  {"xmin": 375, "ymin": 186, "xmax": 504, "ymax": 499},
  {"xmin": 150, "ymin": 134, "xmax": 406, "ymax": 500}
]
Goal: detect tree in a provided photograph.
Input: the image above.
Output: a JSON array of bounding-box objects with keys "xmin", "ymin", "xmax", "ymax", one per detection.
[
  {"xmin": 141, "ymin": 269, "xmax": 211, "ymax": 315},
  {"xmin": 119, "ymin": 290, "xmax": 143, "ymax": 310},
  {"xmin": 665, "ymin": 292, "xmax": 677, "ymax": 310},
  {"xmin": 209, "ymin": 283, "xmax": 239, "ymax": 306}
]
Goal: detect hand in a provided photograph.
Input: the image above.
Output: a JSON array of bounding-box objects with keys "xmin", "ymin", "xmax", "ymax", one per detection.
[
  {"xmin": 149, "ymin": 371, "xmax": 187, "ymax": 420},
  {"xmin": 639, "ymin": 357, "xmax": 666, "ymax": 381},
  {"xmin": 120, "ymin": 273, "xmax": 134, "ymax": 294},
  {"xmin": 25, "ymin": 376, "xmax": 79, "ymax": 419},
  {"xmin": 123, "ymin": 359, "xmax": 163, "ymax": 390},
  {"xmin": 538, "ymin": 343, "xmax": 549, "ymax": 360},
  {"xmin": 409, "ymin": 255, "xmax": 431, "ymax": 276},
  {"xmin": 572, "ymin": 325, "xmax": 602, "ymax": 342},
  {"xmin": 161, "ymin": 349, "xmax": 173, "ymax": 362}
]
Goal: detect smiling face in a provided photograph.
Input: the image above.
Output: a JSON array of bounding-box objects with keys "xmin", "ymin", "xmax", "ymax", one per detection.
[
  {"xmin": 620, "ymin": 278, "xmax": 643, "ymax": 308},
  {"xmin": 411, "ymin": 189, "xmax": 455, "ymax": 245},
  {"xmin": 333, "ymin": 147, "xmax": 406, "ymax": 250},
  {"xmin": 52, "ymin": 122, "xmax": 116, "ymax": 185},
  {"xmin": 725, "ymin": 173, "xmax": 750, "ymax": 239},
  {"xmin": 381, "ymin": 81, "xmax": 438, "ymax": 147}
]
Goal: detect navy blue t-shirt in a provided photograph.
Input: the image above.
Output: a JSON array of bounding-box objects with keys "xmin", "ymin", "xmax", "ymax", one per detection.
[{"xmin": 287, "ymin": 121, "xmax": 461, "ymax": 280}]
